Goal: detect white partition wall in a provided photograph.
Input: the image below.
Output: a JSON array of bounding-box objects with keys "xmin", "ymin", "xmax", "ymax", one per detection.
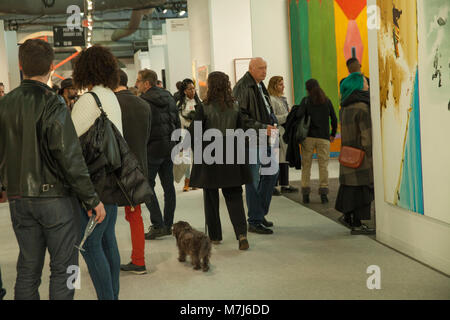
[
  {"xmin": 165, "ymin": 18, "xmax": 192, "ymax": 93},
  {"xmin": 250, "ymin": 0, "xmax": 293, "ymax": 106},
  {"xmin": 209, "ymin": 0, "xmax": 253, "ymax": 86},
  {"xmin": 367, "ymin": 0, "xmax": 450, "ymax": 275}
]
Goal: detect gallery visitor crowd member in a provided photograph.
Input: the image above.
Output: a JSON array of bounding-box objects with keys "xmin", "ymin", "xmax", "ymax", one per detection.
[
  {"xmin": 0, "ymin": 82, "xmax": 5, "ymax": 97},
  {"xmin": 58, "ymin": 78, "xmax": 78, "ymax": 111},
  {"xmin": 188, "ymin": 71, "xmax": 251, "ymax": 250},
  {"xmin": 136, "ymin": 69, "xmax": 181, "ymax": 240},
  {"xmin": 297, "ymin": 79, "xmax": 338, "ymax": 204},
  {"xmin": 335, "ymin": 72, "xmax": 375, "ymax": 235},
  {"xmin": 0, "ymin": 39, "xmax": 105, "ymax": 300},
  {"xmin": 71, "ymin": 45, "xmax": 123, "ymax": 300},
  {"xmin": 233, "ymin": 57, "xmax": 279, "ymax": 235},
  {"xmin": 268, "ymin": 75, "xmax": 298, "ymax": 196},
  {"xmin": 115, "ymin": 69, "xmax": 151, "ymax": 275},
  {"xmin": 177, "ymin": 78, "xmax": 202, "ymax": 192}
]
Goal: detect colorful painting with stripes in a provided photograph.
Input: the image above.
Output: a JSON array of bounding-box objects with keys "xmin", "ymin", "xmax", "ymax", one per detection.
[{"xmin": 288, "ymin": 0, "xmax": 370, "ymax": 157}]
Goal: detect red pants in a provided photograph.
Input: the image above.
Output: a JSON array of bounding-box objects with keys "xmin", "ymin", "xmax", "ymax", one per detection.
[{"xmin": 125, "ymin": 205, "xmax": 146, "ymax": 266}]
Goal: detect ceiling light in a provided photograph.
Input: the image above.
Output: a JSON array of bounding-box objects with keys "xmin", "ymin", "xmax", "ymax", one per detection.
[
  {"xmin": 179, "ymin": 10, "xmax": 186, "ymax": 16},
  {"xmin": 163, "ymin": 9, "xmax": 168, "ymax": 14}
]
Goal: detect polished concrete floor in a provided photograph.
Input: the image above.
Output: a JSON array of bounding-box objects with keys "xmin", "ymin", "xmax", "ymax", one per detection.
[{"xmin": 1, "ymin": 160, "xmax": 449, "ymax": 300}]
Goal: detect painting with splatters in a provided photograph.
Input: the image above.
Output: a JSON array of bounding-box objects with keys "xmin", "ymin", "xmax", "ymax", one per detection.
[
  {"xmin": 417, "ymin": 0, "xmax": 450, "ymax": 224},
  {"xmin": 377, "ymin": 0, "xmax": 424, "ymax": 214}
]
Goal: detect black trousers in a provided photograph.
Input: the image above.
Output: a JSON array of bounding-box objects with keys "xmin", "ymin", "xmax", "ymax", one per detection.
[{"xmin": 203, "ymin": 186, "xmax": 247, "ymax": 241}]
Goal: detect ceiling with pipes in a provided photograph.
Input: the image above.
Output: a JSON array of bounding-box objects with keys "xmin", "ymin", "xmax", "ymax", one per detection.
[{"xmin": 0, "ymin": 0, "xmax": 188, "ymax": 61}]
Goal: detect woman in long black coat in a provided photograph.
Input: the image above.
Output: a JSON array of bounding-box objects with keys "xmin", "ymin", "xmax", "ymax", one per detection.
[{"xmin": 188, "ymin": 71, "xmax": 252, "ymax": 250}]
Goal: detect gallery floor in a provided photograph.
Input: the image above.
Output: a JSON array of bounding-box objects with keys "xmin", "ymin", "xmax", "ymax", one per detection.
[{"xmin": 0, "ymin": 160, "xmax": 449, "ymax": 300}]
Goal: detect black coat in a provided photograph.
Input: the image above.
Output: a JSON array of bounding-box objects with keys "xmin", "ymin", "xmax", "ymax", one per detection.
[
  {"xmin": 283, "ymin": 105, "xmax": 303, "ymax": 169},
  {"xmin": 233, "ymin": 72, "xmax": 277, "ymax": 130},
  {"xmin": 115, "ymin": 90, "xmax": 151, "ymax": 176},
  {"xmin": 188, "ymin": 103, "xmax": 252, "ymax": 189},
  {"xmin": 140, "ymin": 87, "xmax": 181, "ymax": 158}
]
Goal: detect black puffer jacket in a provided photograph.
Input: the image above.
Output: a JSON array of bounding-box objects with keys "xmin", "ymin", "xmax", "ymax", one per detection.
[{"xmin": 140, "ymin": 87, "xmax": 181, "ymax": 158}]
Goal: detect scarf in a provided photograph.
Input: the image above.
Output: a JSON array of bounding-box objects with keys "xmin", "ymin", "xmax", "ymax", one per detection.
[{"xmin": 340, "ymin": 72, "xmax": 363, "ymax": 104}]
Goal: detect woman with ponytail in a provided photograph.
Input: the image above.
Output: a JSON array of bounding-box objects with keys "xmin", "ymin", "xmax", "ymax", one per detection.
[{"xmin": 298, "ymin": 79, "xmax": 338, "ymax": 204}]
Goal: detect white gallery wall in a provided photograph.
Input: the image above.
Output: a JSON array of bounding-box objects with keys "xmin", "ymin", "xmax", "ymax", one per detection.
[
  {"xmin": 367, "ymin": 0, "xmax": 450, "ymax": 275},
  {"xmin": 188, "ymin": 0, "xmax": 211, "ymax": 70},
  {"xmin": 209, "ymin": 0, "xmax": 253, "ymax": 86},
  {"xmin": 250, "ymin": 0, "xmax": 293, "ymax": 106}
]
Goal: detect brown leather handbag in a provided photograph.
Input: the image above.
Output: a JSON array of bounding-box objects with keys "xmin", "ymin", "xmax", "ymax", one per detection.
[{"xmin": 339, "ymin": 146, "xmax": 365, "ymax": 168}]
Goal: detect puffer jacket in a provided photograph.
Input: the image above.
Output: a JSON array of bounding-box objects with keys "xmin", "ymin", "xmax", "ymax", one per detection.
[
  {"xmin": 0, "ymin": 80, "xmax": 100, "ymax": 209},
  {"xmin": 140, "ymin": 86, "xmax": 181, "ymax": 158}
]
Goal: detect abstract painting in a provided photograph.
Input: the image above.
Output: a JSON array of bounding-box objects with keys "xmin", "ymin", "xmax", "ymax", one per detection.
[
  {"xmin": 417, "ymin": 0, "xmax": 450, "ymax": 223},
  {"xmin": 288, "ymin": 0, "xmax": 370, "ymax": 157},
  {"xmin": 377, "ymin": 0, "xmax": 424, "ymax": 214}
]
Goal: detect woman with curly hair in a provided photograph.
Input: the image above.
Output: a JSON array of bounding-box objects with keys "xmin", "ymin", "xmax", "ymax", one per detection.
[
  {"xmin": 188, "ymin": 71, "xmax": 252, "ymax": 250},
  {"xmin": 71, "ymin": 45, "xmax": 122, "ymax": 300},
  {"xmin": 177, "ymin": 78, "xmax": 202, "ymax": 192}
]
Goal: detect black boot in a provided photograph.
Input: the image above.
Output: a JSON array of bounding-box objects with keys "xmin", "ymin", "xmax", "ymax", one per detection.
[
  {"xmin": 320, "ymin": 194, "xmax": 328, "ymax": 204},
  {"xmin": 303, "ymin": 194, "xmax": 310, "ymax": 204},
  {"xmin": 301, "ymin": 187, "xmax": 310, "ymax": 204}
]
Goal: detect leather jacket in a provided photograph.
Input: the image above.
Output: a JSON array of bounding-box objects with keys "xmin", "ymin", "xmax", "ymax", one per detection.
[{"xmin": 0, "ymin": 80, "xmax": 100, "ymax": 210}]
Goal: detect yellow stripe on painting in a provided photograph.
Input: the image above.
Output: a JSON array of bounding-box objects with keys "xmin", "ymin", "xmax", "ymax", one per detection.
[{"xmin": 356, "ymin": 6, "xmax": 370, "ymax": 78}]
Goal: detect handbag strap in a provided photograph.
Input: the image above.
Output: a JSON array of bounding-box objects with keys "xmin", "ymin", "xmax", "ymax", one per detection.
[{"xmin": 87, "ymin": 91, "xmax": 108, "ymax": 117}]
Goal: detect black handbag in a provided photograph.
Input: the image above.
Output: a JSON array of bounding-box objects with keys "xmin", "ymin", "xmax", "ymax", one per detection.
[{"xmin": 80, "ymin": 92, "xmax": 153, "ymax": 207}]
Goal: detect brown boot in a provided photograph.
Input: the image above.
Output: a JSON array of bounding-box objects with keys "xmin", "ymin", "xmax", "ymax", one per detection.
[{"xmin": 183, "ymin": 178, "xmax": 190, "ymax": 192}]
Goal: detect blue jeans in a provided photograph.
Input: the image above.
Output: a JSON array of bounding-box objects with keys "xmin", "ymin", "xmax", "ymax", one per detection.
[
  {"xmin": 80, "ymin": 204, "xmax": 120, "ymax": 300},
  {"xmin": 145, "ymin": 156, "xmax": 176, "ymax": 229},
  {"xmin": 9, "ymin": 197, "xmax": 81, "ymax": 300},
  {"xmin": 246, "ymin": 147, "xmax": 279, "ymax": 226}
]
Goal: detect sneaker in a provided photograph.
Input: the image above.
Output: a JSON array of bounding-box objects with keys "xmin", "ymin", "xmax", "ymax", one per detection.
[
  {"xmin": 272, "ymin": 188, "xmax": 282, "ymax": 196},
  {"xmin": 238, "ymin": 235, "xmax": 249, "ymax": 250},
  {"xmin": 145, "ymin": 226, "xmax": 171, "ymax": 240},
  {"xmin": 351, "ymin": 224, "xmax": 376, "ymax": 235},
  {"xmin": 211, "ymin": 240, "xmax": 221, "ymax": 245},
  {"xmin": 120, "ymin": 262, "xmax": 147, "ymax": 275},
  {"xmin": 320, "ymin": 194, "xmax": 329, "ymax": 204},
  {"xmin": 262, "ymin": 217, "xmax": 273, "ymax": 228},
  {"xmin": 248, "ymin": 224, "xmax": 274, "ymax": 234}
]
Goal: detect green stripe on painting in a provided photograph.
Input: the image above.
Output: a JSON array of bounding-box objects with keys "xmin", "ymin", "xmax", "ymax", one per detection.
[
  {"xmin": 289, "ymin": 0, "xmax": 312, "ymax": 104},
  {"xmin": 307, "ymin": 0, "xmax": 339, "ymax": 111}
]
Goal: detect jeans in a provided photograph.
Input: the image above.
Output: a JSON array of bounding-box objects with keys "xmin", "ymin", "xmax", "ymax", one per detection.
[
  {"xmin": 80, "ymin": 204, "xmax": 120, "ymax": 300},
  {"xmin": 246, "ymin": 147, "xmax": 279, "ymax": 226},
  {"xmin": 9, "ymin": 197, "xmax": 81, "ymax": 300},
  {"xmin": 145, "ymin": 156, "xmax": 176, "ymax": 229}
]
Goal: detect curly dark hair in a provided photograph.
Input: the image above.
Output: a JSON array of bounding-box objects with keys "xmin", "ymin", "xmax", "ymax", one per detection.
[
  {"xmin": 204, "ymin": 72, "xmax": 234, "ymax": 109},
  {"xmin": 72, "ymin": 45, "xmax": 119, "ymax": 90}
]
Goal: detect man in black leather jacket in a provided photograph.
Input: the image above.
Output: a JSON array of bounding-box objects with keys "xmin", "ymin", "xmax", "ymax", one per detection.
[
  {"xmin": 136, "ymin": 69, "xmax": 181, "ymax": 239},
  {"xmin": 0, "ymin": 39, "xmax": 105, "ymax": 300}
]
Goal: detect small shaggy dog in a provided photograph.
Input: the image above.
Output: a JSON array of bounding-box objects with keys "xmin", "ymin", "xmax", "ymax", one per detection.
[{"xmin": 172, "ymin": 221, "xmax": 211, "ymax": 272}]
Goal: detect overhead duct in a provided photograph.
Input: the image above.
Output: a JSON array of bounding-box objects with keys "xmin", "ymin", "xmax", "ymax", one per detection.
[
  {"xmin": 0, "ymin": 0, "xmax": 166, "ymax": 15},
  {"xmin": 111, "ymin": 8, "xmax": 152, "ymax": 42}
]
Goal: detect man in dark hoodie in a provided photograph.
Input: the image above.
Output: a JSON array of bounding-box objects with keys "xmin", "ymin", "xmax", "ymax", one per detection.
[
  {"xmin": 136, "ymin": 69, "xmax": 181, "ymax": 239},
  {"xmin": 115, "ymin": 70, "xmax": 151, "ymax": 274}
]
